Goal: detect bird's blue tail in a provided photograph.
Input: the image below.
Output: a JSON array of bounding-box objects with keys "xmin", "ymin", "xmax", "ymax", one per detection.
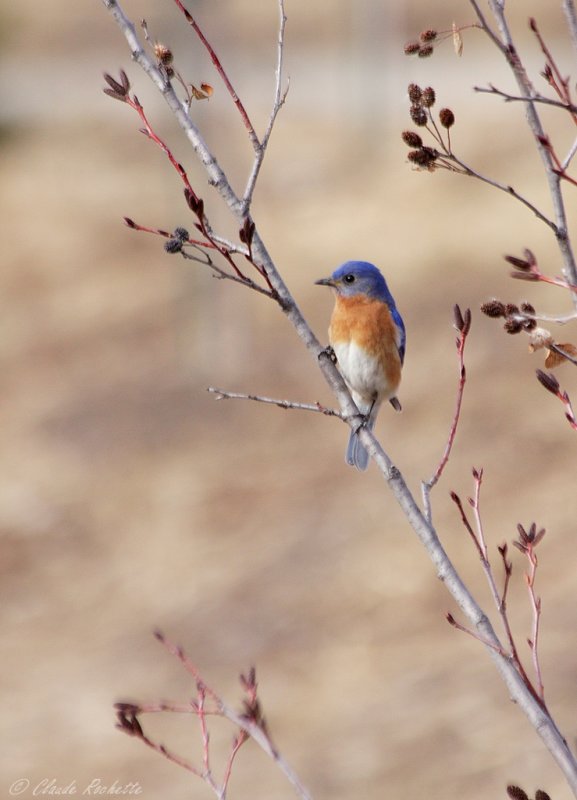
[{"xmin": 346, "ymin": 411, "xmax": 377, "ymax": 471}]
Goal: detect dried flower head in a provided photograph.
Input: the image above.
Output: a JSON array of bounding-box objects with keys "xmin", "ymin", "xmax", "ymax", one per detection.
[
  {"xmin": 410, "ymin": 105, "xmax": 428, "ymax": 126},
  {"xmin": 404, "ymin": 41, "xmax": 421, "ymax": 55},
  {"xmin": 504, "ymin": 318, "xmax": 523, "ymax": 334},
  {"xmin": 418, "ymin": 44, "xmax": 434, "ymax": 58},
  {"xmin": 439, "ymin": 107, "xmax": 455, "ymax": 128},
  {"xmin": 421, "ymin": 86, "xmax": 436, "ymax": 107},
  {"xmin": 480, "ymin": 300, "xmax": 506, "ymax": 318},
  {"xmin": 165, "ymin": 237, "xmax": 183, "ymax": 254},
  {"xmin": 420, "ymin": 29, "xmax": 438, "ymax": 43},
  {"xmin": 506, "ymin": 787, "xmax": 529, "ymax": 800},
  {"xmin": 535, "ymin": 789, "xmax": 552, "ymax": 800},
  {"xmin": 408, "ymin": 83, "xmax": 422, "ymax": 104},
  {"xmin": 402, "ymin": 130, "xmax": 423, "ymax": 147},
  {"xmin": 173, "ymin": 227, "xmax": 189, "ymax": 241},
  {"xmin": 407, "ymin": 147, "xmax": 437, "ymax": 168},
  {"xmin": 154, "ymin": 42, "xmax": 174, "ymax": 66}
]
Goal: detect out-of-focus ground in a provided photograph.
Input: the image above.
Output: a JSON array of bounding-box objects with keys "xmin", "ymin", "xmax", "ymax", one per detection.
[{"xmin": 2, "ymin": 1, "xmax": 577, "ymax": 798}]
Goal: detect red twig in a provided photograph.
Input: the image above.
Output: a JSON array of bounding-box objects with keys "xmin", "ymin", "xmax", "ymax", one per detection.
[
  {"xmin": 127, "ymin": 94, "xmax": 197, "ymax": 194},
  {"xmin": 172, "ymin": 0, "xmax": 260, "ymax": 150},
  {"xmin": 446, "ymin": 613, "xmax": 509, "ymax": 656},
  {"xmin": 422, "ymin": 305, "xmax": 471, "ymax": 520},
  {"xmin": 530, "ymin": 18, "xmax": 577, "ymax": 123},
  {"xmin": 449, "ymin": 480, "xmax": 548, "ymax": 711},
  {"xmin": 513, "ymin": 524, "xmax": 548, "ymax": 707},
  {"xmin": 122, "ymin": 217, "xmax": 215, "ymax": 248}
]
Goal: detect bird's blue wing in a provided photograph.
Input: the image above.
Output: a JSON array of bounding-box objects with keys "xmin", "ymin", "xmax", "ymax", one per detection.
[{"xmin": 390, "ymin": 306, "xmax": 406, "ymax": 365}]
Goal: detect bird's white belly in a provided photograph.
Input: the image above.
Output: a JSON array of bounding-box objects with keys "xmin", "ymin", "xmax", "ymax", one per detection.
[{"xmin": 333, "ymin": 340, "xmax": 391, "ymax": 411}]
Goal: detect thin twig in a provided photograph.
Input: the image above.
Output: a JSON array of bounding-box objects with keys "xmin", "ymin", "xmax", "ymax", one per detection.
[
  {"xmin": 207, "ymin": 387, "xmax": 343, "ymax": 418},
  {"xmin": 242, "ymin": 0, "xmax": 289, "ymax": 214},
  {"xmin": 474, "ymin": 84, "xmax": 577, "ymax": 115},
  {"xmin": 422, "ymin": 307, "xmax": 470, "ymax": 521},
  {"xmin": 446, "ymin": 613, "xmax": 509, "ymax": 656},
  {"xmin": 154, "ymin": 633, "xmax": 313, "ymax": 800},
  {"xmin": 525, "ymin": 547, "xmax": 545, "ymax": 702},
  {"xmin": 172, "ymin": 0, "xmax": 260, "ymax": 151},
  {"xmin": 439, "ymin": 150, "xmax": 558, "ymax": 231},
  {"xmin": 536, "ymin": 370, "xmax": 577, "ymax": 430}
]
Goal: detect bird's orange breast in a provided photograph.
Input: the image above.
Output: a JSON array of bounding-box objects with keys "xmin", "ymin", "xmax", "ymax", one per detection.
[{"xmin": 329, "ymin": 295, "xmax": 402, "ymax": 392}]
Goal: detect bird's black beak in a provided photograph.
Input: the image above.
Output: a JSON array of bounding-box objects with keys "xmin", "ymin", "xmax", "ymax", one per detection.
[{"xmin": 315, "ymin": 276, "xmax": 336, "ymax": 287}]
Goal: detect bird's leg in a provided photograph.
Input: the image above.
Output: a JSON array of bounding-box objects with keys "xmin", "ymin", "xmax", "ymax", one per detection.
[{"xmin": 348, "ymin": 394, "xmax": 377, "ymax": 434}]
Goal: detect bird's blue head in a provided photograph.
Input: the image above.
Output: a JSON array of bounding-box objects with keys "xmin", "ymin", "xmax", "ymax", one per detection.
[
  {"xmin": 316, "ymin": 260, "xmax": 405, "ymax": 362},
  {"xmin": 316, "ymin": 261, "xmax": 392, "ymax": 302}
]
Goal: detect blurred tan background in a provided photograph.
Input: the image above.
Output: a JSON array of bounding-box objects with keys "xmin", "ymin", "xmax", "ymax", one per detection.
[{"xmin": 3, "ymin": 1, "xmax": 577, "ymax": 798}]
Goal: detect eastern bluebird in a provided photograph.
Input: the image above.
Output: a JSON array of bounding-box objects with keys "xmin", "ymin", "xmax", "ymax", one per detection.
[{"xmin": 316, "ymin": 261, "xmax": 405, "ymax": 471}]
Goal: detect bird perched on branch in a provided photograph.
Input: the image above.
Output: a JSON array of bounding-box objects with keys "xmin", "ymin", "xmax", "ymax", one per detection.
[{"xmin": 316, "ymin": 261, "xmax": 405, "ymax": 471}]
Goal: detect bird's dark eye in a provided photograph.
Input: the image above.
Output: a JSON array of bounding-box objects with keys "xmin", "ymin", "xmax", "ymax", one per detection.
[{"xmin": 343, "ymin": 274, "xmax": 355, "ymax": 284}]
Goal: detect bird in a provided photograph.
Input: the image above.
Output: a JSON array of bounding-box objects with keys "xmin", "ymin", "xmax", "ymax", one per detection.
[{"xmin": 315, "ymin": 260, "xmax": 405, "ymax": 471}]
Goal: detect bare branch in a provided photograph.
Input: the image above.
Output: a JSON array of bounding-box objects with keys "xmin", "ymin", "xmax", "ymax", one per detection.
[
  {"xmin": 153, "ymin": 633, "xmax": 313, "ymax": 800},
  {"xmin": 564, "ymin": 0, "xmax": 577, "ymax": 52},
  {"xmin": 207, "ymin": 387, "xmax": 343, "ymax": 418},
  {"xmin": 242, "ymin": 0, "xmax": 290, "ymax": 214},
  {"xmin": 471, "ymin": 0, "xmax": 577, "ymax": 294}
]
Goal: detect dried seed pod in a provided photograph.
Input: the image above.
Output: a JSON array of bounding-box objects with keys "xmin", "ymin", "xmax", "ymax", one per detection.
[
  {"xmin": 407, "ymin": 83, "xmax": 422, "ymax": 103},
  {"xmin": 404, "ymin": 41, "xmax": 421, "ymax": 55},
  {"xmin": 410, "ymin": 105, "xmax": 428, "ymax": 126},
  {"xmin": 421, "ymin": 87, "xmax": 436, "ymax": 107},
  {"xmin": 401, "ymin": 130, "xmax": 423, "ymax": 147},
  {"xmin": 480, "ymin": 300, "xmax": 506, "ymax": 318},
  {"xmin": 420, "ymin": 29, "xmax": 438, "ymax": 43},
  {"xmin": 439, "ymin": 107, "xmax": 455, "ymax": 128}
]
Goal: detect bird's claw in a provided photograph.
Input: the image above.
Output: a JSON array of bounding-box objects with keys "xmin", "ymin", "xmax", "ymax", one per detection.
[
  {"xmin": 318, "ymin": 345, "xmax": 337, "ymax": 364},
  {"xmin": 346, "ymin": 412, "xmax": 369, "ymax": 435}
]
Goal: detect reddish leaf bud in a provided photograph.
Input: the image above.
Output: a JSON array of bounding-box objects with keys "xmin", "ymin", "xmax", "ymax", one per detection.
[{"xmin": 536, "ymin": 369, "xmax": 560, "ymax": 395}]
